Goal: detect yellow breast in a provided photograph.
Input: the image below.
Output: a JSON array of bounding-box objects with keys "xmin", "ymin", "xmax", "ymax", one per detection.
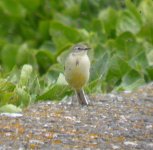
[
  {"xmin": 66, "ymin": 68, "xmax": 88, "ymax": 90},
  {"xmin": 64, "ymin": 52, "xmax": 90, "ymax": 90}
]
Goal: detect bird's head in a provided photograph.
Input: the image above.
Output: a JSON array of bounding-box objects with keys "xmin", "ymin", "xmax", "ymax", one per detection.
[{"xmin": 73, "ymin": 43, "xmax": 90, "ymax": 52}]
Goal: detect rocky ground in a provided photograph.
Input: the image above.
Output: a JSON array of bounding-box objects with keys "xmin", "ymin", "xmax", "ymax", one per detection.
[{"xmin": 0, "ymin": 84, "xmax": 153, "ymax": 150}]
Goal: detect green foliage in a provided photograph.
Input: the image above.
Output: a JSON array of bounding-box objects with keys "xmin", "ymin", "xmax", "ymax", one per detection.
[
  {"xmin": 0, "ymin": 0, "xmax": 153, "ymax": 112},
  {"xmin": 0, "ymin": 104, "xmax": 22, "ymax": 113}
]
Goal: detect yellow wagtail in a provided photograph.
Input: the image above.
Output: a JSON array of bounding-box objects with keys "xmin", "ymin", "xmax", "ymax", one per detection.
[{"xmin": 64, "ymin": 43, "xmax": 90, "ymax": 105}]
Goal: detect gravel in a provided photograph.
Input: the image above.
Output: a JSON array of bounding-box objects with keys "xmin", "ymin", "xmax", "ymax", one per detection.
[{"xmin": 0, "ymin": 84, "xmax": 153, "ymax": 149}]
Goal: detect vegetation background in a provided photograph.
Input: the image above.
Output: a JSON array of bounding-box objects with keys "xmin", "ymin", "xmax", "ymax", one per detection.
[{"xmin": 0, "ymin": 0, "xmax": 153, "ymax": 112}]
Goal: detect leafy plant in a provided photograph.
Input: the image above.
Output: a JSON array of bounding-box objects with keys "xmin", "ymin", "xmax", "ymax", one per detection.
[{"xmin": 0, "ymin": 0, "xmax": 153, "ymax": 112}]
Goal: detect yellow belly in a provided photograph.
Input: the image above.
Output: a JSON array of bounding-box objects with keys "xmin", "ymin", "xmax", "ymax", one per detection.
[
  {"xmin": 64, "ymin": 52, "xmax": 90, "ymax": 90},
  {"xmin": 66, "ymin": 69, "xmax": 88, "ymax": 90}
]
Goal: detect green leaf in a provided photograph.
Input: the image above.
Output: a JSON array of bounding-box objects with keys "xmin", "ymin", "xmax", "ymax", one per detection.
[
  {"xmin": 0, "ymin": 80, "xmax": 16, "ymax": 106},
  {"xmin": 106, "ymin": 54, "xmax": 131, "ymax": 90},
  {"xmin": 15, "ymin": 87, "xmax": 31, "ymax": 107},
  {"xmin": 19, "ymin": 64, "xmax": 33, "ymax": 87},
  {"xmin": 0, "ymin": 92, "xmax": 15, "ymax": 107},
  {"xmin": 16, "ymin": 44, "xmax": 37, "ymax": 67},
  {"xmin": 38, "ymin": 71, "xmax": 72, "ymax": 101},
  {"xmin": 138, "ymin": 24, "xmax": 153, "ymax": 44},
  {"xmin": 41, "ymin": 63, "xmax": 64, "ymax": 85},
  {"xmin": 36, "ymin": 50, "xmax": 54, "ymax": 74},
  {"xmin": 55, "ymin": 43, "xmax": 73, "ymax": 60},
  {"xmin": 63, "ymin": 0, "xmax": 80, "ymax": 18},
  {"xmin": 108, "ymin": 55, "xmax": 131, "ymax": 78},
  {"xmin": 145, "ymin": 66, "xmax": 153, "ymax": 81},
  {"xmin": 115, "ymin": 69, "xmax": 145, "ymax": 91},
  {"xmin": 0, "ymin": 104, "xmax": 22, "ymax": 113},
  {"xmin": 90, "ymin": 19, "xmax": 102, "ymax": 33},
  {"xmin": 91, "ymin": 51, "xmax": 110, "ymax": 80},
  {"xmin": 147, "ymin": 50, "xmax": 153, "ymax": 66},
  {"xmin": 85, "ymin": 78, "xmax": 101, "ymax": 93},
  {"xmin": 116, "ymin": 8, "xmax": 142, "ymax": 35},
  {"xmin": 0, "ymin": 0, "xmax": 26, "ymax": 18},
  {"xmin": 1, "ymin": 44, "xmax": 19, "ymax": 71},
  {"xmin": 114, "ymin": 32, "xmax": 142, "ymax": 60},
  {"xmin": 56, "ymin": 73, "xmax": 68, "ymax": 85},
  {"xmin": 125, "ymin": 0, "xmax": 142, "ymax": 24},
  {"xmin": 56, "ymin": 46, "xmax": 71, "ymax": 65},
  {"xmin": 49, "ymin": 63, "xmax": 64, "ymax": 73},
  {"xmin": 28, "ymin": 76, "xmax": 41, "ymax": 99},
  {"xmin": 0, "ymin": 80, "xmax": 15, "ymax": 92},
  {"xmin": 139, "ymin": 0, "xmax": 153, "ymax": 24},
  {"xmin": 49, "ymin": 21, "xmax": 86, "ymax": 50},
  {"xmin": 128, "ymin": 51, "xmax": 148, "ymax": 71},
  {"xmin": 21, "ymin": 0, "xmax": 41, "ymax": 12},
  {"xmin": 38, "ymin": 20, "xmax": 50, "ymax": 40},
  {"xmin": 98, "ymin": 7, "xmax": 118, "ymax": 37},
  {"xmin": 38, "ymin": 84, "xmax": 72, "ymax": 101},
  {"xmin": 20, "ymin": 25, "xmax": 36, "ymax": 40}
]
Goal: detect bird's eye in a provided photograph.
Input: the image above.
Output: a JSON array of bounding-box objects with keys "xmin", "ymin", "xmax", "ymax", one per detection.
[{"xmin": 74, "ymin": 47, "xmax": 81, "ymax": 50}]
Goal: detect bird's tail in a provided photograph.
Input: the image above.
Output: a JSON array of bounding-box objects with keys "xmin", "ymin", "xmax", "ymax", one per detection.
[{"xmin": 76, "ymin": 89, "xmax": 89, "ymax": 105}]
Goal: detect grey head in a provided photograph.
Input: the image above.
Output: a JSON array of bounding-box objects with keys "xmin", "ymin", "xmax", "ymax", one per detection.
[{"xmin": 73, "ymin": 43, "xmax": 90, "ymax": 52}]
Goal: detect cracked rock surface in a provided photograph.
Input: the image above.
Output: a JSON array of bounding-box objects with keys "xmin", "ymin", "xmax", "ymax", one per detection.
[{"xmin": 0, "ymin": 84, "xmax": 153, "ymax": 149}]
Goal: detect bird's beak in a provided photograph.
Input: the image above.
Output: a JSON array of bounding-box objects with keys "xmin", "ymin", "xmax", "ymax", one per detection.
[{"xmin": 85, "ymin": 47, "xmax": 91, "ymax": 50}]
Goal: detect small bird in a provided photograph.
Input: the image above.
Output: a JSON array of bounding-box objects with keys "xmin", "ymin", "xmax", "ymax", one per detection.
[{"xmin": 64, "ymin": 43, "xmax": 90, "ymax": 105}]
